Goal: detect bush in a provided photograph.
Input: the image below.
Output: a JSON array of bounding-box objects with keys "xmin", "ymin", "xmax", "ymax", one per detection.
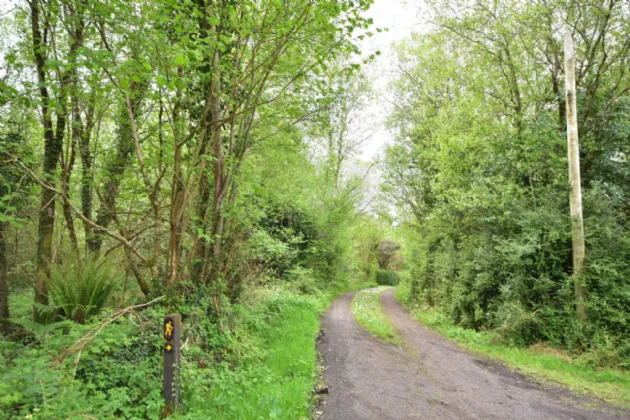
[
  {"xmin": 48, "ymin": 257, "xmax": 115, "ymax": 324},
  {"xmin": 286, "ymin": 267, "xmax": 321, "ymax": 295},
  {"xmin": 375, "ymin": 269, "xmax": 400, "ymax": 286}
]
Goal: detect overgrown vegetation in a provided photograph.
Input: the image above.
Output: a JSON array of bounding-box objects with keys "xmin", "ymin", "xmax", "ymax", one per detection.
[
  {"xmin": 383, "ymin": 0, "xmax": 630, "ymax": 371},
  {"xmin": 2, "ymin": 0, "xmax": 629, "ymax": 416},
  {"xmin": 1, "ymin": 282, "xmax": 376, "ymax": 418},
  {"xmin": 351, "ymin": 286, "xmax": 400, "ymax": 345},
  {"xmin": 0, "ymin": 0, "xmax": 390, "ymax": 417},
  {"xmin": 48, "ymin": 258, "xmax": 115, "ymax": 324}
]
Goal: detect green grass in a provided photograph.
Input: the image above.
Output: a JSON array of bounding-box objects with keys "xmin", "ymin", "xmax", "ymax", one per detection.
[
  {"xmin": 351, "ymin": 286, "xmax": 401, "ymax": 346},
  {"xmin": 393, "ymin": 284, "xmax": 630, "ymax": 409},
  {"xmin": 180, "ymin": 280, "xmax": 377, "ymax": 419},
  {"xmin": 2, "ymin": 282, "xmax": 376, "ymax": 420}
]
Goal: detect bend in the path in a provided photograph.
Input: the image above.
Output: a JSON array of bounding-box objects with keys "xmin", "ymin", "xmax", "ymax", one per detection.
[
  {"xmin": 317, "ymin": 288, "xmax": 626, "ymax": 420},
  {"xmin": 317, "ymin": 291, "xmax": 450, "ymax": 420},
  {"xmin": 378, "ymin": 288, "xmax": 626, "ymax": 420}
]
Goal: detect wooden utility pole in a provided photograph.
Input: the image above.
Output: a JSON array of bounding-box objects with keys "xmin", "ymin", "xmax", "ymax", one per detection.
[{"xmin": 564, "ymin": 32, "xmax": 587, "ymax": 323}]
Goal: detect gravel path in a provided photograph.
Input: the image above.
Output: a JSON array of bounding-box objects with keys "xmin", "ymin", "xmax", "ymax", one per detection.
[{"xmin": 316, "ymin": 289, "xmax": 627, "ymax": 420}]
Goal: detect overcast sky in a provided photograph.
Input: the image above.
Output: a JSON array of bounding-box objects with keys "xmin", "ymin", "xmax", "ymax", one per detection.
[{"xmin": 357, "ymin": 0, "xmax": 423, "ymax": 161}]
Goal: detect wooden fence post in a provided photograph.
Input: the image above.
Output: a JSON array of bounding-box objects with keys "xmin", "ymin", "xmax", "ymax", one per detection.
[{"xmin": 163, "ymin": 314, "xmax": 181, "ymax": 416}]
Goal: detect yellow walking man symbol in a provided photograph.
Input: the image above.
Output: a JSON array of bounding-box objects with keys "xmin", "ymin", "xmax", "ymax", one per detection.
[{"xmin": 165, "ymin": 320, "xmax": 173, "ymax": 338}]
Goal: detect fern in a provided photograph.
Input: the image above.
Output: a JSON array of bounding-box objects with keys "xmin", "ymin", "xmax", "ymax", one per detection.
[
  {"xmin": 7, "ymin": 318, "xmax": 75, "ymax": 337},
  {"xmin": 48, "ymin": 256, "xmax": 115, "ymax": 324}
]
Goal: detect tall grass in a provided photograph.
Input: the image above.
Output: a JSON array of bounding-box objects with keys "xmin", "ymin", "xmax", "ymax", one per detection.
[{"xmin": 180, "ymin": 281, "xmax": 376, "ymax": 419}]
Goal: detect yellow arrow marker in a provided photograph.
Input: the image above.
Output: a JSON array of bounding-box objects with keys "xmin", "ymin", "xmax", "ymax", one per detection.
[{"xmin": 166, "ymin": 344, "xmax": 173, "ymax": 351}]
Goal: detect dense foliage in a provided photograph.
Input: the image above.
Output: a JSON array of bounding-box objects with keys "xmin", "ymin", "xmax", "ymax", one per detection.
[
  {"xmin": 2, "ymin": 0, "xmax": 629, "ymax": 417},
  {"xmin": 375, "ymin": 269, "xmax": 400, "ymax": 286},
  {"xmin": 0, "ymin": 0, "xmax": 390, "ymax": 417},
  {"xmin": 383, "ymin": 0, "xmax": 630, "ymax": 367}
]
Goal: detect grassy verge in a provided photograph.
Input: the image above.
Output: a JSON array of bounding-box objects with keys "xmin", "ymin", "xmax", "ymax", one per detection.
[
  {"xmin": 180, "ymin": 280, "xmax": 376, "ymax": 419},
  {"xmin": 1, "ymin": 282, "xmax": 375, "ymax": 419},
  {"xmin": 350, "ymin": 286, "xmax": 401, "ymax": 346},
  {"xmin": 393, "ymin": 283, "xmax": 630, "ymax": 409}
]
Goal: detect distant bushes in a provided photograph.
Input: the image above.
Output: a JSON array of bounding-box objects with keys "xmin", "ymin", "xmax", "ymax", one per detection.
[{"xmin": 375, "ymin": 269, "xmax": 400, "ymax": 286}]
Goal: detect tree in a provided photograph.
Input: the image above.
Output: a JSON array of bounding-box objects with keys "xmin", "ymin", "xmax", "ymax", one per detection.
[
  {"xmin": 4, "ymin": 0, "xmax": 373, "ymax": 311},
  {"xmin": 383, "ymin": 0, "xmax": 630, "ymax": 349},
  {"xmin": 0, "ymin": 132, "xmax": 32, "ymax": 326}
]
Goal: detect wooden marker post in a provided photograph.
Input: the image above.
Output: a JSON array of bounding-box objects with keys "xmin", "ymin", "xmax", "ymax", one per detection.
[{"xmin": 163, "ymin": 314, "xmax": 181, "ymax": 415}]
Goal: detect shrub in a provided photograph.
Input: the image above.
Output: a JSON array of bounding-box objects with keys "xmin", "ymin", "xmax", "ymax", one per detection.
[
  {"xmin": 375, "ymin": 269, "xmax": 400, "ymax": 286},
  {"xmin": 286, "ymin": 267, "xmax": 321, "ymax": 295},
  {"xmin": 48, "ymin": 257, "xmax": 115, "ymax": 324}
]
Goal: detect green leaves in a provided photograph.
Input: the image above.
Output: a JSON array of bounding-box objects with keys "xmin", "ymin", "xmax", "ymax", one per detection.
[
  {"xmin": 156, "ymin": 73, "xmax": 168, "ymax": 87},
  {"xmin": 119, "ymin": 77, "xmax": 130, "ymax": 90},
  {"xmin": 384, "ymin": 0, "xmax": 630, "ymax": 365},
  {"xmin": 43, "ymin": 58, "xmax": 63, "ymax": 71},
  {"xmin": 174, "ymin": 53, "xmax": 187, "ymax": 66},
  {"xmin": 48, "ymin": 257, "xmax": 115, "ymax": 324},
  {"xmin": 0, "ymin": 0, "xmax": 379, "ymax": 415}
]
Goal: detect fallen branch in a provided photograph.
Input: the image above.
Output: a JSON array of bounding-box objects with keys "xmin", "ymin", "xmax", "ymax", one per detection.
[{"xmin": 57, "ymin": 296, "xmax": 165, "ymax": 370}]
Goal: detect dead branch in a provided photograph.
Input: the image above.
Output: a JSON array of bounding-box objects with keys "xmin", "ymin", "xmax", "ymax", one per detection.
[{"xmin": 57, "ymin": 296, "xmax": 165, "ymax": 369}]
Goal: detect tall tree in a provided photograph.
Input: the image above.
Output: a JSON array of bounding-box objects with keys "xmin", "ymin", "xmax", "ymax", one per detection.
[{"xmin": 29, "ymin": 0, "xmax": 67, "ymax": 318}]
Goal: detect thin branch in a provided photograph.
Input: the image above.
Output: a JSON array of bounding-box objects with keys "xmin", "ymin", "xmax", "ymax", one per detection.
[{"xmin": 9, "ymin": 154, "xmax": 149, "ymax": 264}]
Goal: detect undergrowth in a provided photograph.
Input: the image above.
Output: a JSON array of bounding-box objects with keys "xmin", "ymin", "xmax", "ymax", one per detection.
[{"xmin": 1, "ymin": 281, "xmax": 375, "ymax": 419}]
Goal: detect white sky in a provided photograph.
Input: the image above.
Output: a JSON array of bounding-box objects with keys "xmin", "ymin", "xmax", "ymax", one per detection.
[{"xmin": 357, "ymin": 0, "xmax": 424, "ymax": 161}]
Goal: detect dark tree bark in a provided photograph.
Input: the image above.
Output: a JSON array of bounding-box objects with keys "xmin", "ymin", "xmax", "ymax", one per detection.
[
  {"xmin": 0, "ymin": 222, "xmax": 9, "ymax": 322},
  {"xmin": 61, "ymin": 134, "xmax": 79, "ymax": 252},
  {"xmin": 88, "ymin": 89, "xmax": 144, "ymax": 253},
  {"xmin": 191, "ymin": 164, "xmax": 211, "ymax": 282},
  {"xmin": 30, "ymin": 0, "xmax": 66, "ymax": 319},
  {"xmin": 79, "ymin": 95, "xmax": 96, "ymax": 247}
]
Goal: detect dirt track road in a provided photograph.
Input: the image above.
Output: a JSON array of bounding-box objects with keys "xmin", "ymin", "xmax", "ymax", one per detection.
[{"xmin": 316, "ymin": 289, "xmax": 627, "ymax": 420}]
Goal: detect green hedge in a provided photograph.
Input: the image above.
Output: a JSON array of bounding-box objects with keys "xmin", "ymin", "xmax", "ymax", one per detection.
[{"xmin": 375, "ymin": 269, "xmax": 400, "ymax": 286}]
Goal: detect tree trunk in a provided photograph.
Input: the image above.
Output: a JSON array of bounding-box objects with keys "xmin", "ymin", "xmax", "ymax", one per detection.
[
  {"xmin": 30, "ymin": 0, "xmax": 65, "ymax": 319},
  {"xmin": 80, "ymin": 99, "xmax": 95, "ymax": 247},
  {"xmin": 124, "ymin": 243, "xmax": 151, "ymax": 296},
  {"xmin": 191, "ymin": 167, "xmax": 211, "ymax": 282},
  {"xmin": 564, "ymin": 32, "xmax": 588, "ymax": 323},
  {"xmin": 208, "ymin": 41, "xmax": 226, "ymax": 284},
  {"xmin": 88, "ymin": 89, "xmax": 144, "ymax": 252},
  {"xmin": 0, "ymin": 222, "xmax": 9, "ymax": 322},
  {"xmin": 61, "ymin": 194, "xmax": 79, "ymax": 251},
  {"xmin": 61, "ymin": 138, "xmax": 79, "ymax": 252},
  {"xmin": 34, "ymin": 143, "xmax": 61, "ymax": 316}
]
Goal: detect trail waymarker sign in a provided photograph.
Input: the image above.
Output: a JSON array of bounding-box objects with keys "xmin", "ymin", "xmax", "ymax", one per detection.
[{"xmin": 163, "ymin": 314, "xmax": 181, "ymax": 416}]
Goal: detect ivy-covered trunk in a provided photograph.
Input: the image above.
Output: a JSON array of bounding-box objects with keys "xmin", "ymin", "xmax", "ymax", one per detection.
[
  {"xmin": 0, "ymin": 221, "xmax": 8, "ymax": 322},
  {"xmin": 30, "ymin": 0, "xmax": 65, "ymax": 319}
]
